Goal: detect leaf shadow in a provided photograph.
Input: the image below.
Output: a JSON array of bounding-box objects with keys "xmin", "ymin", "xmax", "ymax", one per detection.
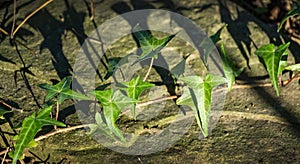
[
  {"xmin": 0, "ymin": 54, "xmax": 16, "ymax": 64},
  {"xmin": 218, "ymin": 0, "xmax": 254, "ymax": 69},
  {"xmin": 111, "ymin": 0, "xmax": 180, "ymax": 97},
  {"xmin": 253, "ymin": 86, "xmax": 300, "ymax": 136},
  {"xmin": 217, "ymin": 1, "xmax": 300, "ymax": 135},
  {"xmin": 218, "ymin": 0, "xmax": 300, "ymax": 67},
  {"xmin": 27, "ymin": 8, "xmax": 72, "ymax": 79}
]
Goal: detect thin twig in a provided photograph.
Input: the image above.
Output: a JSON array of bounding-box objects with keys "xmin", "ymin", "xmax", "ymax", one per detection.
[
  {"xmin": 87, "ymin": 36, "xmax": 103, "ymax": 44},
  {"xmin": 54, "ymin": 101, "xmax": 59, "ymax": 129},
  {"xmin": 0, "ymin": 100, "xmax": 23, "ymax": 112},
  {"xmin": 0, "ymin": 148, "xmax": 10, "ymax": 156},
  {"xmin": 138, "ymin": 157, "xmax": 144, "ymax": 164},
  {"xmin": 14, "ymin": 39, "xmax": 36, "ymax": 56},
  {"xmin": 89, "ymin": 0, "xmax": 95, "ymax": 20},
  {"xmin": 55, "ymin": 101, "xmax": 59, "ymax": 121},
  {"xmin": 120, "ymin": 95, "xmax": 178, "ymax": 116},
  {"xmin": 137, "ymin": 95, "xmax": 178, "ymax": 108},
  {"xmin": 143, "ymin": 58, "xmax": 154, "ymax": 82},
  {"xmin": 20, "ymin": 159, "xmax": 25, "ymax": 164},
  {"xmin": 282, "ymin": 72, "xmax": 300, "ymax": 87},
  {"xmin": 34, "ymin": 124, "xmax": 89, "ymax": 142},
  {"xmin": 0, "ymin": 100, "xmax": 15, "ymax": 110},
  {"xmin": 0, "ymin": 27, "xmax": 8, "ymax": 35},
  {"xmin": 124, "ymin": 81, "xmax": 277, "ymax": 113},
  {"xmin": 1, "ymin": 147, "xmax": 9, "ymax": 164},
  {"xmin": 10, "ymin": 0, "xmax": 16, "ymax": 39},
  {"xmin": 129, "ymin": 78, "xmax": 297, "ymax": 110},
  {"xmin": 12, "ymin": 0, "xmax": 53, "ymax": 37},
  {"xmin": 0, "ymin": 78, "xmax": 296, "ymax": 157},
  {"xmin": 230, "ymin": 82, "xmax": 272, "ymax": 89}
]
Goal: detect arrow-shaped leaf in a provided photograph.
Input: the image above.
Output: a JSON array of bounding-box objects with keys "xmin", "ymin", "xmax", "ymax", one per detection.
[
  {"xmin": 38, "ymin": 77, "xmax": 71, "ymax": 102},
  {"xmin": 121, "ymin": 76, "xmax": 154, "ymax": 119},
  {"xmin": 220, "ymin": 43, "xmax": 244, "ymax": 91},
  {"xmin": 90, "ymin": 90, "xmax": 136, "ymax": 142},
  {"xmin": 170, "ymin": 54, "xmax": 190, "ymax": 79},
  {"xmin": 132, "ymin": 25, "xmax": 176, "ymax": 65},
  {"xmin": 199, "ymin": 24, "xmax": 227, "ymax": 64},
  {"xmin": 176, "ymin": 74, "xmax": 226, "ymax": 137},
  {"xmin": 88, "ymin": 112, "xmax": 119, "ymax": 141},
  {"xmin": 255, "ymin": 42, "xmax": 290, "ymax": 96},
  {"xmin": 38, "ymin": 76, "xmax": 89, "ymax": 104},
  {"xmin": 9, "ymin": 106, "xmax": 65, "ymax": 164},
  {"xmin": 56, "ymin": 89, "xmax": 90, "ymax": 104},
  {"xmin": 210, "ymin": 24, "xmax": 227, "ymax": 44},
  {"xmin": 104, "ymin": 57, "xmax": 122, "ymax": 80}
]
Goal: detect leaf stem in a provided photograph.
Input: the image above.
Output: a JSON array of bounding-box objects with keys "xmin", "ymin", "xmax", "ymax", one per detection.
[
  {"xmin": 137, "ymin": 95, "xmax": 178, "ymax": 108},
  {"xmin": 54, "ymin": 101, "xmax": 59, "ymax": 129},
  {"xmin": 143, "ymin": 58, "xmax": 154, "ymax": 82},
  {"xmin": 0, "ymin": 100, "xmax": 22, "ymax": 112},
  {"xmin": 34, "ymin": 124, "xmax": 89, "ymax": 142},
  {"xmin": 1, "ymin": 147, "xmax": 9, "ymax": 164},
  {"xmin": 282, "ymin": 72, "xmax": 300, "ymax": 87},
  {"xmin": 10, "ymin": 0, "xmax": 16, "ymax": 39},
  {"xmin": 89, "ymin": 0, "xmax": 95, "ymax": 20},
  {"xmin": 120, "ymin": 95, "xmax": 178, "ymax": 116},
  {"xmin": 12, "ymin": 0, "xmax": 53, "ymax": 37},
  {"xmin": 0, "ymin": 27, "xmax": 8, "ymax": 35},
  {"xmin": 15, "ymin": 108, "xmax": 292, "ymax": 146}
]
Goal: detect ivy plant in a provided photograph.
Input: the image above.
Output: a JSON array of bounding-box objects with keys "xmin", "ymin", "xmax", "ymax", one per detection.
[
  {"xmin": 7, "ymin": 76, "xmax": 91, "ymax": 163},
  {"xmin": 87, "ymin": 25, "xmax": 236, "ymax": 141},
  {"xmin": 89, "ymin": 89, "xmax": 137, "ymax": 142},
  {"xmin": 176, "ymin": 74, "xmax": 226, "ymax": 136},
  {"xmin": 9, "ymin": 106, "xmax": 66, "ymax": 164},
  {"xmin": 38, "ymin": 76, "xmax": 90, "ymax": 105},
  {"xmin": 131, "ymin": 24, "xmax": 177, "ymax": 65},
  {"xmin": 219, "ymin": 43, "xmax": 244, "ymax": 91},
  {"xmin": 255, "ymin": 43, "xmax": 290, "ymax": 96},
  {"xmin": 38, "ymin": 76, "xmax": 90, "ymax": 120},
  {"xmin": 6, "ymin": 23, "xmax": 246, "ymax": 162},
  {"xmin": 121, "ymin": 76, "xmax": 154, "ymax": 119}
]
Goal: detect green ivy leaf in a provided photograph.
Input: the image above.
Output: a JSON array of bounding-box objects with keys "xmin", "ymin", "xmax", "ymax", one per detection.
[
  {"xmin": 9, "ymin": 106, "xmax": 65, "ymax": 164},
  {"xmin": 278, "ymin": 3, "xmax": 300, "ymax": 32},
  {"xmin": 38, "ymin": 77, "xmax": 71, "ymax": 101},
  {"xmin": 285, "ymin": 63, "xmax": 300, "ymax": 71},
  {"xmin": 176, "ymin": 74, "xmax": 226, "ymax": 137},
  {"xmin": 121, "ymin": 76, "xmax": 154, "ymax": 119},
  {"xmin": 170, "ymin": 54, "xmax": 190, "ymax": 79},
  {"xmin": 132, "ymin": 25, "xmax": 176, "ymax": 65},
  {"xmin": 255, "ymin": 43, "xmax": 290, "ymax": 96},
  {"xmin": 210, "ymin": 24, "xmax": 227, "ymax": 44},
  {"xmin": 199, "ymin": 24, "xmax": 227, "ymax": 64},
  {"xmin": 220, "ymin": 43, "xmax": 244, "ymax": 91},
  {"xmin": 57, "ymin": 89, "xmax": 90, "ymax": 104},
  {"xmin": 90, "ymin": 90, "xmax": 136, "ymax": 142},
  {"xmin": 88, "ymin": 112, "xmax": 119, "ymax": 141},
  {"xmin": 104, "ymin": 57, "xmax": 122, "ymax": 80},
  {"xmin": 38, "ymin": 76, "xmax": 90, "ymax": 104}
]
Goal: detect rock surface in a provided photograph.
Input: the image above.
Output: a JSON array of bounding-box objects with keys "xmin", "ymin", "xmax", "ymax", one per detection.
[{"xmin": 0, "ymin": 0, "xmax": 299, "ymax": 163}]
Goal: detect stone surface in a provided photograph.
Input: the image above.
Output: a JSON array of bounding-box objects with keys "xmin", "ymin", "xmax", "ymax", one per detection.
[{"xmin": 0, "ymin": 0, "xmax": 300, "ymax": 163}]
